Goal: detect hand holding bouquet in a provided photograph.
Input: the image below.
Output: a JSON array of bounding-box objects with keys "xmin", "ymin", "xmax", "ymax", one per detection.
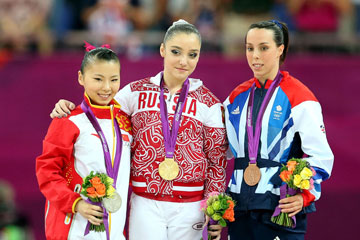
[
  {"xmin": 200, "ymin": 192, "xmax": 236, "ymax": 240},
  {"xmin": 271, "ymin": 158, "xmax": 316, "ymax": 228},
  {"xmin": 81, "ymin": 171, "xmax": 115, "ymax": 233}
]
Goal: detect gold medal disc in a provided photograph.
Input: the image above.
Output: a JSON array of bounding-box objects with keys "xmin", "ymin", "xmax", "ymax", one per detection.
[
  {"xmin": 159, "ymin": 157, "xmax": 179, "ymax": 181},
  {"xmin": 244, "ymin": 163, "xmax": 261, "ymax": 186}
]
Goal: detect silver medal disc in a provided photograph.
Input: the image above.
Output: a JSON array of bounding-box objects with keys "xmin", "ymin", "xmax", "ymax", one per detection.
[{"xmin": 103, "ymin": 191, "xmax": 122, "ymax": 213}]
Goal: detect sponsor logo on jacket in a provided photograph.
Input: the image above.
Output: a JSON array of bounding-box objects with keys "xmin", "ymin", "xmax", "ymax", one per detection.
[{"xmin": 273, "ymin": 105, "xmax": 283, "ymax": 120}]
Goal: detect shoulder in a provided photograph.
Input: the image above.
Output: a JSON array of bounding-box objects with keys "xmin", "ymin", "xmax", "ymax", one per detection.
[
  {"xmin": 228, "ymin": 78, "xmax": 255, "ymax": 104},
  {"xmin": 45, "ymin": 110, "xmax": 82, "ymax": 144},
  {"xmin": 279, "ymin": 71, "xmax": 318, "ymax": 108},
  {"xmin": 69, "ymin": 105, "xmax": 84, "ymax": 117},
  {"xmin": 191, "ymin": 84, "xmax": 221, "ymax": 108},
  {"xmin": 128, "ymin": 77, "xmax": 155, "ymax": 92},
  {"xmin": 51, "ymin": 105, "xmax": 83, "ymax": 126},
  {"xmin": 116, "ymin": 110, "xmax": 132, "ymax": 135}
]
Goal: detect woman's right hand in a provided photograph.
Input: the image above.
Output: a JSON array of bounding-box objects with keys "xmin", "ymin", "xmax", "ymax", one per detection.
[
  {"xmin": 50, "ymin": 99, "xmax": 75, "ymax": 118},
  {"xmin": 75, "ymin": 199, "xmax": 104, "ymax": 225}
]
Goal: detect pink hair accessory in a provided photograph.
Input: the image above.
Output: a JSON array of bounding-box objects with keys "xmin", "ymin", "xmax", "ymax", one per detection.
[{"xmin": 84, "ymin": 41, "xmax": 111, "ymax": 52}]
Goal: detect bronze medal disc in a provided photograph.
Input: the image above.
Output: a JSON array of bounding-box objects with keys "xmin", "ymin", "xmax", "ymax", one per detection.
[
  {"xmin": 159, "ymin": 157, "xmax": 179, "ymax": 181},
  {"xmin": 244, "ymin": 164, "xmax": 261, "ymax": 186}
]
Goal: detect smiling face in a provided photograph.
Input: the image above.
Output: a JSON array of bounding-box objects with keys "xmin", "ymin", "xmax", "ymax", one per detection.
[
  {"xmin": 160, "ymin": 32, "xmax": 201, "ymax": 84},
  {"xmin": 246, "ymin": 28, "xmax": 284, "ymax": 83},
  {"xmin": 78, "ymin": 60, "xmax": 120, "ymax": 106}
]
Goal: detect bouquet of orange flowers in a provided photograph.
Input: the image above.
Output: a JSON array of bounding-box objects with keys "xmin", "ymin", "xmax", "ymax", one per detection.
[
  {"xmin": 81, "ymin": 171, "xmax": 115, "ymax": 232},
  {"xmin": 271, "ymin": 158, "xmax": 316, "ymax": 228},
  {"xmin": 200, "ymin": 192, "xmax": 235, "ymax": 240}
]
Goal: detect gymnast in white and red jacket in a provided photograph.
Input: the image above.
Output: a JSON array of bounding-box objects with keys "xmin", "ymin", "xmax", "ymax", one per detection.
[{"xmin": 36, "ymin": 45, "xmax": 132, "ymax": 240}]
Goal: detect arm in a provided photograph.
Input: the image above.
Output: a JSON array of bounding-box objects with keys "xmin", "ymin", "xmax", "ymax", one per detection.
[
  {"xmin": 36, "ymin": 118, "xmax": 82, "ymax": 213},
  {"xmin": 36, "ymin": 118, "xmax": 104, "ymax": 224},
  {"xmin": 203, "ymin": 104, "xmax": 228, "ymax": 197},
  {"xmin": 280, "ymin": 100, "xmax": 334, "ymax": 216}
]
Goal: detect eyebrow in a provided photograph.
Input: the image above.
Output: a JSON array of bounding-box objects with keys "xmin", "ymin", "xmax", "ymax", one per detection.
[
  {"xmin": 94, "ymin": 74, "xmax": 119, "ymax": 78},
  {"xmin": 170, "ymin": 45, "xmax": 200, "ymax": 52},
  {"xmin": 246, "ymin": 42, "xmax": 270, "ymax": 45}
]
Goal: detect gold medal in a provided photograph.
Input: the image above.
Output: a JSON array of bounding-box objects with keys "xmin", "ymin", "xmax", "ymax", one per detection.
[
  {"xmin": 159, "ymin": 157, "xmax": 179, "ymax": 181},
  {"xmin": 244, "ymin": 163, "xmax": 261, "ymax": 186}
]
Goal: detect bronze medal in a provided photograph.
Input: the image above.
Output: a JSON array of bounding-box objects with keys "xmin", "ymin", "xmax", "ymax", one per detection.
[
  {"xmin": 244, "ymin": 163, "xmax": 261, "ymax": 186},
  {"xmin": 159, "ymin": 157, "xmax": 179, "ymax": 181}
]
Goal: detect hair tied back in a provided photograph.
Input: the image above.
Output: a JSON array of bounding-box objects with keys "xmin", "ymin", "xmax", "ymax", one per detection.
[
  {"xmin": 171, "ymin": 19, "xmax": 189, "ymax": 27},
  {"xmin": 269, "ymin": 20, "xmax": 282, "ymax": 29},
  {"xmin": 84, "ymin": 41, "xmax": 111, "ymax": 52}
]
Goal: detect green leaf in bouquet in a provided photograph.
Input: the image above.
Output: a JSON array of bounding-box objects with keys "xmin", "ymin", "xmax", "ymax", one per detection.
[
  {"xmin": 219, "ymin": 218, "xmax": 227, "ymax": 227},
  {"xmin": 212, "ymin": 213, "xmax": 222, "ymax": 221},
  {"xmin": 206, "ymin": 206, "xmax": 215, "ymax": 215},
  {"xmin": 219, "ymin": 198, "xmax": 228, "ymax": 209},
  {"xmin": 212, "ymin": 201, "xmax": 221, "ymax": 211}
]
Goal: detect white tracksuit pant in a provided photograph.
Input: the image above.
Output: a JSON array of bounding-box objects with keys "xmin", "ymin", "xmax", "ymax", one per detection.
[{"xmin": 129, "ymin": 193, "xmax": 204, "ymax": 240}]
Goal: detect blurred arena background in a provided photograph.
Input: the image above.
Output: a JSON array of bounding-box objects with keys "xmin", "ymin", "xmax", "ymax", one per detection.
[{"xmin": 0, "ymin": 0, "xmax": 359, "ymax": 239}]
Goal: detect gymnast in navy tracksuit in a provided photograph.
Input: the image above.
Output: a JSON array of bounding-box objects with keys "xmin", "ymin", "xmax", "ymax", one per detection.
[{"xmin": 223, "ymin": 20, "xmax": 334, "ymax": 240}]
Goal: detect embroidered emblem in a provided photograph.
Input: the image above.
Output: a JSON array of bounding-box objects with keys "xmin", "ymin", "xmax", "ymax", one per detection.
[{"xmin": 273, "ymin": 105, "xmax": 283, "ymax": 120}]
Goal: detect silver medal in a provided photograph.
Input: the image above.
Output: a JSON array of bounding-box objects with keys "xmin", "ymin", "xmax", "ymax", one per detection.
[{"xmin": 103, "ymin": 191, "xmax": 122, "ymax": 213}]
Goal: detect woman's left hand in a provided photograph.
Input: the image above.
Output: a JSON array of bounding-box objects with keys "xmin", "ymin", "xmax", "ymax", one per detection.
[
  {"xmin": 278, "ymin": 193, "xmax": 304, "ymax": 217},
  {"xmin": 203, "ymin": 215, "xmax": 223, "ymax": 240}
]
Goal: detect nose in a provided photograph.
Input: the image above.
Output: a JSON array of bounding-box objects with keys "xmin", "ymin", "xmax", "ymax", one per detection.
[
  {"xmin": 102, "ymin": 80, "xmax": 111, "ymax": 91},
  {"xmin": 253, "ymin": 48, "xmax": 260, "ymax": 59},
  {"xmin": 179, "ymin": 55, "xmax": 187, "ymax": 66}
]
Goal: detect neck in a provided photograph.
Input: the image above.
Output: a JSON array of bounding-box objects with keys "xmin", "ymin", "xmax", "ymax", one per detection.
[
  {"xmin": 163, "ymin": 72, "xmax": 186, "ymax": 95},
  {"xmin": 258, "ymin": 68, "xmax": 280, "ymax": 86}
]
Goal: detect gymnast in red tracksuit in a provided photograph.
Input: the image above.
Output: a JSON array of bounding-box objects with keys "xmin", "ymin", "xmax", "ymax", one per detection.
[{"xmin": 36, "ymin": 45, "xmax": 132, "ymax": 240}]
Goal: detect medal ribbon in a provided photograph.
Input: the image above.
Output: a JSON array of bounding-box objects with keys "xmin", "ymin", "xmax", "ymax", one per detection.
[
  {"xmin": 81, "ymin": 101, "xmax": 122, "ymax": 183},
  {"xmin": 271, "ymin": 184, "xmax": 297, "ymax": 228},
  {"xmin": 159, "ymin": 73, "xmax": 190, "ymax": 158},
  {"xmin": 81, "ymin": 100, "xmax": 123, "ymax": 240},
  {"xmin": 84, "ymin": 200, "xmax": 110, "ymax": 239},
  {"xmin": 246, "ymin": 71, "xmax": 282, "ymax": 164}
]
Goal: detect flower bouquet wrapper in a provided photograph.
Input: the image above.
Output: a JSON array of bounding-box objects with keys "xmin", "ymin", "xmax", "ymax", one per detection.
[
  {"xmin": 271, "ymin": 158, "xmax": 316, "ymax": 229},
  {"xmin": 81, "ymin": 171, "xmax": 115, "ymax": 240},
  {"xmin": 271, "ymin": 184, "xmax": 297, "ymax": 228},
  {"xmin": 202, "ymin": 218, "xmax": 219, "ymax": 240},
  {"xmin": 84, "ymin": 200, "xmax": 109, "ymax": 239},
  {"xmin": 200, "ymin": 192, "xmax": 235, "ymax": 240}
]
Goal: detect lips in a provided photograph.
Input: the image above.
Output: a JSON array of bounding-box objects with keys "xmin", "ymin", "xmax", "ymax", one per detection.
[
  {"xmin": 176, "ymin": 67, "xmax": 187, "ymax": 72},
  {"xmin": 252, "ymin": 63, "xmax": 263, "ymax": 70},
  {"xmin": 98, "ymin": 94, "xmax": 111, "ymax": 99}
]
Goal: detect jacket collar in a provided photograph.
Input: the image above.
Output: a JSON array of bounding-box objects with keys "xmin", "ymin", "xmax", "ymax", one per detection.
[
  {"xmin": 254, "ymin": 71, "xmax": 287, "ymax": 89},
  {"xmin": 149, "ymin": 71, "xmax": 203, "ymax": 93},
  {"xmin": 83, "ymin": 93, "xmax": 121, "ymax": 119}
]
